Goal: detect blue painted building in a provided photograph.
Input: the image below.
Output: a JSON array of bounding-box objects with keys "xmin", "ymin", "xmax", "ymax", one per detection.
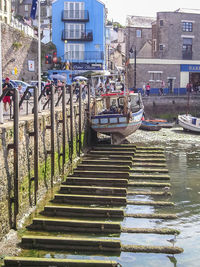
[{"xmin": 52, "ymin": 0, "xmax": 106, "ymax": 73}]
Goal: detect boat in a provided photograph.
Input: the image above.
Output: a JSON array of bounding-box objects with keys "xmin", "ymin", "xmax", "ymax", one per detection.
[
  {"xmin": 145, "ymin": 119, "xmax": 175, "ymax": 128},
  {"xmin": 91, "ymin": 91, "xmax": 144, "ymax": 144},
  {"xmin": 140, "ymin": 120, "xmax": 162, "ymax": 131},
  {"xmin": 178, "ymin": 114, "xmax": 200, "ymax": 133}
]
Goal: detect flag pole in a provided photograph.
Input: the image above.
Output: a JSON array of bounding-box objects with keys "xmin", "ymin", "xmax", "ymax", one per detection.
[
  {"xmin": 38, "ymin": 0, "xmax": 41, "ymax": 112},
  {"xmin": 0, "ymin": 22, "xmax": 3, "ymax": 124}
]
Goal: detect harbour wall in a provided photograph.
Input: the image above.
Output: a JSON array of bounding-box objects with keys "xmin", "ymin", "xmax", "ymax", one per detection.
[
  {"xmin": 142, "ymin": 95, "xmax": 200, "ymax": 119},
  {"xmin": 0, "ymin": 106, "xmax": 86, "ymax": 239}
]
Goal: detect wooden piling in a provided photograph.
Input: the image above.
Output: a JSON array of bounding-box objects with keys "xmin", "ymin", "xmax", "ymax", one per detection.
[
  {"xmin": 122, "ymin": 245, "xmax": 183, "ymax": 254},
  {"xmin": 122, "ymin": 227, "xmax": 179, "ymax": 235},
  {"xmin": 3, "ymin": 257, "xmax": 119, "ymax": 267}
]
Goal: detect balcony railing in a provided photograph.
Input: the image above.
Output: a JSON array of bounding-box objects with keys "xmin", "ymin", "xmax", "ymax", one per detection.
[
  {"xmin": 182, "ymin": 51, "xmax": 192, "ymax": 60},
  {"xmin": 62, "ymin": 30, "xmax": 93, "ymax": 41},
  {"xmin": 62, "ymin": 10, "xmax": 89, "ymax": 21},
  {"xmin": 64, "ymin": 51, "xmax": 104, "ymax": 61}
]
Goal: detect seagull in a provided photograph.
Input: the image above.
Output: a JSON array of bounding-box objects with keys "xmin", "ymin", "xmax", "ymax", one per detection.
[{"xmin": 167, "ymin": 233, "xmax": 178, "ymax": 246}]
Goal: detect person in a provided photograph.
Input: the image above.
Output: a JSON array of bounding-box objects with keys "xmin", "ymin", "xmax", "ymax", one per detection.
[
  {"xmin": 186, "ymin": 81, "xmax": 192, "ymax": 94},
  {"xmin": 56, "ymin": 80, "xmax": 63, "ymax": 97},
  {"xmin": 2, "ymin": 77, "xmax": 13, "ymax": 113},
  {"xmin": 145, "ymin": 82, "xmax": 151, "ymax": 96},
  {"xmin": 159, "ymin": 80, "xmax": 165, "ymax": 96},
  {"xmin": 44, "ymin": 80, "xmax": 52, "ymax": 99}
]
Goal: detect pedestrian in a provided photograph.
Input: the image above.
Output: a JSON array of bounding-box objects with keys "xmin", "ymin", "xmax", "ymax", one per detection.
[
  {"xmin": 186, "ymin": 81, "xmax": 192, "ymax": 94},
  {"xmin": 145, "ymin": 82, "xmax": 151, "ymax": 96},
  {"xmin": 44, "ymin": 80, "xmax": 52, "ymax": 100},
  {"xmin": 159, "ymin": 80, "xmax": 165, "ymax": 96},
  {"xmin": 2, "ymin": 77, "xmax": 13, "ymax": 114},
  {"xmin": 56, "ymin": 80, "xmax": 63, "ymax": 97}
]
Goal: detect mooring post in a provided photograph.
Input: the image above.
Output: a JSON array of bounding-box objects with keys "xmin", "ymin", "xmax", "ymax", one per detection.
[
  {"xmin": 13, "ymin": 88, "xmax": 19, "ymax": 229},
  {"xmin": 70, "ymin": 85, "xmax": 74, "ymax": 162},
  {"xmin": 78, "ymin": 84, "xmax": 82, "ymax": 156},
  {"xmin": 34, "ymin": 86, "xmax": 39, "ymax": 204},
  {"xmin": 50, "ymin": 86, "xmax": 55, "ymax": 187},
  {"xmin": 62, "ymin": 85, "xmax": 66, "ymax": 172}
]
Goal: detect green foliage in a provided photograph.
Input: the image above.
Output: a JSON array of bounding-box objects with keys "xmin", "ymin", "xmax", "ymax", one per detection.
[{"xmin": 13, "ymin": 42, "xmax": 23, "ymax": 49}]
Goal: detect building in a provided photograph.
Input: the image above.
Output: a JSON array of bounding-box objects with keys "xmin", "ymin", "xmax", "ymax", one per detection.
[
  {"xmin": 12, "ymin": 0, "xmax": 52, "ymax": 43},
  {"xmin": 0, "ymin": 0, "xmax": 11, "ymax": 24},
  {"xmin": 52, "ymin": 0, "xmax": 106, "ymax": 75},
  {"xmin": 126, "ymin": 9, "xmax": 200, "ymax": 93},
  {"xmin": 106, "ymin": 26, "xmax": 126, "ymax": 72}
]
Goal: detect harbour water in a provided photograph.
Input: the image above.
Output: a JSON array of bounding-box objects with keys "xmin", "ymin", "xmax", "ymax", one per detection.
[
  {"xmin": 4, "ymin": 126, "xmax": 200, "ymax": 267},
  {"xmin": 120, "ymin": 126, "xmax": 200, "ymax": 267}
]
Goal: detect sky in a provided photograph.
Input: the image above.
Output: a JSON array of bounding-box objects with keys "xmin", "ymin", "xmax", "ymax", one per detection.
[{"xmin": 102, "ymin": 0, "xmax": 200, "ymax": 25}]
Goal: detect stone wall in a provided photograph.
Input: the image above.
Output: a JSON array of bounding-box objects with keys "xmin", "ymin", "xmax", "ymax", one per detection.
[
  {"xmin": 1, "ymin": 23, "xmax": 55, "ymax": 82},
  {"xmin": 0, "ymin": 105, "xmax": 87, "ymax": 239},
  {"xmin": 142, "ymin": 95, "xmax": 200, "ymax": 119}
]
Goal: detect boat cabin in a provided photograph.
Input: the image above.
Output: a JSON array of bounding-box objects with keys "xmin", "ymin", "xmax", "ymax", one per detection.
[{"xmin": 94, "ymin": 92, "xmax": 143, "ymax": 116}]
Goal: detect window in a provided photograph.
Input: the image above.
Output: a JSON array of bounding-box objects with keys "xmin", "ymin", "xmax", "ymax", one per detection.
[
  {"xmin": 182, "ymin": 22, "xmax": 193, "ymax": 32},
  {"xmin": 24, "ymin": 5, "xmax": 28, "ymax": 11},
  {"xmin": 136, "ymin": 29, "xmax": 141, "ymax": 38},
  {"xmin": 153, "ymin": 39, "xmax": 157, "ymax": 52},
  {"xmin": 148, "ymin": 71, "xmax": 162, "ymax": 82},
  {"xmin": 160, "ymin": 20, "xmax": 164, "ymax": 26},
  {"xmin": 65, "ymin": 43, "xmax": 85, "ymax": 60},
  {"xmin": 64, "ymin": 23, "xmax": 85, "ymax": 39},
  {"xmin": 159, "ymin": 44, "xmax": 164, "ymax": 51},
  {"xmin": 64, "ymin": 2, "xmax": 85, "ymax": 19},
  {"xmin": 182, "ymin": 38, "xmax": 192, "ymax": 59}
]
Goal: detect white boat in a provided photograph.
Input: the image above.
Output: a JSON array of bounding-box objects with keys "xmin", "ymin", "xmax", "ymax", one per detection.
[
  {"xmin": 178, "ymin": 114, "xmax": 200, "ymax": 133},
  {"xmin": 91, "ymin": 91, "xmax": 144, "ymax": 144}
]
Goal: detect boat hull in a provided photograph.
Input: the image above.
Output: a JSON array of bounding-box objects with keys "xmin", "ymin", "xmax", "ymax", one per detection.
[
  {"xmin": 140, "ymin": 121, "xmax": 161, "ymax": 131},
  {"xmin": 178, "ymin": 114, "xmax": 200, "ymax": 133},
  {"xmin": 91, "ymin": 109, "xmax": 143, "ymax": 138}
]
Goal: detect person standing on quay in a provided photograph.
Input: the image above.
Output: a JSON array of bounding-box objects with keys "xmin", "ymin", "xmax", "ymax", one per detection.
[
  {"xmin": 145, "ymin": 82, "xmax": 151, "ymax": 96},
  {"xmin": 2, "ymin": 77, "xmax": 13, "ymax": 114}
]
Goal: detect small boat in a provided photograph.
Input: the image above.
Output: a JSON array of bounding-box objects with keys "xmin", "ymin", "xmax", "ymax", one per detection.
[
  {"xmin": 140, "ymin": 120, "xmax": 162, "ymax": 131},
  {"xmin": 145, "ymin": 119, "xmax": 175, "ymax": 128},
  {"xmin": 91, "ymin": 91, "xmax": 144, "ymax": 144},
  {"xmin": 178, "ymin": 114, "xmax": 200, "ymax": 133}
]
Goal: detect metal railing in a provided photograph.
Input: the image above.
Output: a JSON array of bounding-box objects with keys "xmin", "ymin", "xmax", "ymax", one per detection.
[
  {"xmin": 64, "ymin": 51, "xmax": 104, "ymax": 61},
  {"xmin": 62, "ymin": 10, "xmax": 89, "ymax": 21},
  {"xmin": 62, "ymin": 29, "xmax": 93, "ymax": 41},
  {"xmin": 0, "ymin": 84, "xmax": 90, "ymax": 230}
]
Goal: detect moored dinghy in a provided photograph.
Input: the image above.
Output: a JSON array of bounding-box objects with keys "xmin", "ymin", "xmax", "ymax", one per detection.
[
  {"xmin": 178, "ymin": 114, "xmax": 200, "ymax": 133},
  {"xmin": 140, "ymin": 120, "xmax": 162, "ymax": 131}
]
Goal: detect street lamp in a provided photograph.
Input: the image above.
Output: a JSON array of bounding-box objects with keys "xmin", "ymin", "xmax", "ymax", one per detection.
[{"xmin": 129, "ymin": 46, "xmax": 137, "ymax": 91}]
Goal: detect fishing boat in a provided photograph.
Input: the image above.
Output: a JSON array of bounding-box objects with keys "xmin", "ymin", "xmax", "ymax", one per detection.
[
  {"xmin": 140, "ymin": 120, "xmax": 162, "ymax": 131},
  {"xmin": 91, "ymin": 91, "xmax": 144, "ymax": 144},
  {"xmin": 178, "ymin": 114, "xmax": 200, "ymax": 133}
]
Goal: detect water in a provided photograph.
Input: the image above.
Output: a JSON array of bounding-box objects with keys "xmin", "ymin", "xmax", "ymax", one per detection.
[{"xmin": 19, "ymin": 127, "xmax": 200, "ymax": 266}]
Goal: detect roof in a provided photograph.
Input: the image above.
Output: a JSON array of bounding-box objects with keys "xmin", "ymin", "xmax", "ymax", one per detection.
[
  {"xmin": 126, "ymin": 15, "xmax": 155, "ymax": 28},
  {"xmin": 174, "ymin": 8, "xmax": 200, "ymax": 14}
]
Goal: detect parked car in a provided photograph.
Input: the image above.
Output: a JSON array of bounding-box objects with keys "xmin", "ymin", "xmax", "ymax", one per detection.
[
  {"xmin": 30, "ymin": 81, "xmax": 46, "ymax": 89},
  {"xmin": 13, "ymin": 80, "xmax": 33, "ymax": 99}
]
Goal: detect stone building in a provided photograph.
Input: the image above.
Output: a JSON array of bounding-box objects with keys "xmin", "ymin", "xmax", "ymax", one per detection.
[
  {"xmin": 0, "ymin": 0, "xmax": 11, "ymax": 24},
  {"xmin": 11, "ymin": 0, "xmax": 52, "ymax": 43},
  {"xmin": 126, "ymin": 9, "xmax": 200, "ymax": 92},
  {"xmin": 107, "ymin": 27, "xmax": 126, "ymax": 71}
]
